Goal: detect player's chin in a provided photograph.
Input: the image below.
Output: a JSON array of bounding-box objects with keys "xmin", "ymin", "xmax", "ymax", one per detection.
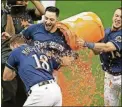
[
  {"xmin": 113, "ymin": 25, "xmax": 121, "ymax": 29},
  {"xmin": 45, "ymin": 26, "xmax": 52, "ymax": 31}
]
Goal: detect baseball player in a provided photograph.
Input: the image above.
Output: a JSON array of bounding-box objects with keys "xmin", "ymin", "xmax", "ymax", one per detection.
[
  {"xmin": 37, "ymin": 0, "xmax": 56, "ymax": 23},
  {"xmin": 21, "ymin": 6, "xmax": 77, "ymax": 81},
  {"xmin": 77, "ymin": 7, "xmax": 122, "ymax": 106},
  {"xmin": 1, "ymin": 1, "xmax": 45, "ymax": 107},
  {"xmin": 3, "ymin": 35, "xmax": 74, "ymax": 106}
]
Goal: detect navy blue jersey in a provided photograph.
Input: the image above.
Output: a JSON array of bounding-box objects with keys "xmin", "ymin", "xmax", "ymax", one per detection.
[
  {"xmin": 22, "ymin": 23, "xmax": 71, "ymax": 52},
  {"xmin": 100, "ymin": 28, "xmax": 122, "ymax": 72},
  {"xmin": 6, "ymin": 44, "xmax": 60, "ymax": 92}
]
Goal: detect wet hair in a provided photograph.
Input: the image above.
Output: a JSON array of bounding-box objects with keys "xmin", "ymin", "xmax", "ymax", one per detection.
[
  {"xmin": 9, "ymin": 34, "xmax": 25, "ymax": 45},
  {"xmin": 45, "ymin": 6, "xmax": 60, "ymax": 17}
]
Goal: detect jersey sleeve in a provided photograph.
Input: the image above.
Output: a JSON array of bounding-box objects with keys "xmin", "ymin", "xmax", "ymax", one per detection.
[
  {"xmin": 5, "ymin": 49, "xmax": 19, "ymax": 72},
  {"xmin": 110, "ymin": 35, "xmax": 122, "ymax": 51},
  {"xmin": 21, "ymin": 25, "xmax": 34, "ymax": 40}
]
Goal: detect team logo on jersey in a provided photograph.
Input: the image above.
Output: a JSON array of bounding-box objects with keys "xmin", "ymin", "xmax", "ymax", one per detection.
[{"xmin": 115, "ymin": 36, "xmax": 122, "ymax": 42}]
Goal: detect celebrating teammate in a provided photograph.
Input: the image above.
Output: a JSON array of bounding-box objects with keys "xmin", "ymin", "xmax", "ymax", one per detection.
[
  {"xmin": 22, "ymin": 6, "xmax": 78, "ymax": 81},
  {"xmin": 77, "ymin": 7, "xmax": 122, "ymax": 106},
  {"xmin": 3, "ymin": 34, "xmax": 74, "ymax": 106}
]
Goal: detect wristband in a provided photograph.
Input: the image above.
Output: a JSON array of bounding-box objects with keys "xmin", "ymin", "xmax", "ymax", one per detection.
[{"xmin": 83, "ymin": 41, "xmax": 95, "ymax": 49}]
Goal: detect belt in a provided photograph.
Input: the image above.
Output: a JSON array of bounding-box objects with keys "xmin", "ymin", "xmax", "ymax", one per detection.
[
  {"xmin": 28, "ymin": 79, "xmax": 55, "ymax": 95},
  {"xmin": 107, "ymin": 70, "xmax": 122, "ymax": 76}
]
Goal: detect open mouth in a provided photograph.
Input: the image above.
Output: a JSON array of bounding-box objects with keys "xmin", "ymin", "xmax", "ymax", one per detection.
[{"xmin": 46, "ymin": 24, "xmax": 52, "ymax": 27}]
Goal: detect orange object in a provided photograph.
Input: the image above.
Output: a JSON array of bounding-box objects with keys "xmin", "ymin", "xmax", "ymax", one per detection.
[{"xmin": 62, "ymin": 12, "xmax": 104, "ymax": 44}]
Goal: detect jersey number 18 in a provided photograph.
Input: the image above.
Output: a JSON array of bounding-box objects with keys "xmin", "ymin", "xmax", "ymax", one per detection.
[{"xmin": 32, "ymin": 54, "xmax": 50, "ymax": 71}]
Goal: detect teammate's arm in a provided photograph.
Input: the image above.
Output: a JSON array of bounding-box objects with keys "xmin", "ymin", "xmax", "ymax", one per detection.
[
  {"xmin": 77, "ymin": 37, "xmax": 121, "ymax": 53},
  {"xmin": 31, "ymin": 0, "xmax": 45, "ymax": 16},
  {"xmin": 91, "ymin": 34, "xmax": 122, "ymax": 53},
  {"xmin": 3, "ymin": 67, "xmax": 16, "ymax": 81},
  {"xmin": 92, "ymin": 42, "xmax": 117, "ymax": 52},
  {"xmin": 3, "ymin": 49, "xmax": 19, "ymax": 81}
]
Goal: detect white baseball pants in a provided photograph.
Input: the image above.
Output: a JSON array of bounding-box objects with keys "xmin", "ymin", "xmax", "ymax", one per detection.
[
  {"xmin": 23, "ymin": 80, "xmax": 62, "ymax": 106},
  {"xmin": 104, "ymin": 72, "xmax": 121, "ymax": 106}
]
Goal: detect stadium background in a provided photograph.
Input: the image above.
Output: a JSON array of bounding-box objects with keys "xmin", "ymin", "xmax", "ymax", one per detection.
[{"xmin": 1, "ymin": 0, "xmax": 121, "ymax": 106}]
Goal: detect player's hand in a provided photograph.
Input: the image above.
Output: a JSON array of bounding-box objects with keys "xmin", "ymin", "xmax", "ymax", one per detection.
[
  {"xmin": 76, "ymin": 38, "xmax": 85, "ymax": 48},
  {"xmin": 2, "ymin": 32, "xmax": 11, "ymax": 40}
]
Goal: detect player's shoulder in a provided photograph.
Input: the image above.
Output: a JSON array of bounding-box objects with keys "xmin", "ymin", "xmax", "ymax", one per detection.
[
  {"xmin": 28, "ymin": 23, "xmax": 44, "ymax": 30},
  {"xmin": 111, "ymin": 29, "xmax": 122, "ymax": 39},
  {"xmin": 105, "ymin": 28, "xmax": 111, "ymax": 35},
  {"xmin": 9, "ymin": 47, "xmax": 21, "ymax": 58},
  {"xmin": 10, "ymin": 45, "xmax": 27, "ymax": 55},
  {"xmin": 115, "ymin": 29, "xmax": 122, "ymax": 35}
]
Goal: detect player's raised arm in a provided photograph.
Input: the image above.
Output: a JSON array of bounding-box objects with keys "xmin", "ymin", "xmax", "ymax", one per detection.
[{"xmin": 30, "ymin": 0, "xmax": 45, "ymax": 16}]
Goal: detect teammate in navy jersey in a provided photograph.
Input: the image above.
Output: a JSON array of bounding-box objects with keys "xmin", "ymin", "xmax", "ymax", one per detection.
[
  {"xmin": 22, "ymin": 6, "xmax": 76, "ymax": 54},
  {"xmin": 3, "ymin": 34, "xmax": 74, "ymax": 106},
  {"xmin": 77, "ymin": 7, "xmax": 122, "ymax": 106},
  {"xmin": 22, "ymin": 6, "xmax": 77, "ymax": 81}
]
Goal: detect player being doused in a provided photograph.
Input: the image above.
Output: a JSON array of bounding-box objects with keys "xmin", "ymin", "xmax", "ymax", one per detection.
[{"xmin": 3, "ymin": 34, "xmax": 76, "ymax": 106}]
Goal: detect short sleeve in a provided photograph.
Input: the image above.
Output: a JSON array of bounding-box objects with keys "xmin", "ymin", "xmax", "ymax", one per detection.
[
  {"xmin": 110, "ymin": 35, "xmax": 122, "ymax": 51},
  {"xmin": 21, "ymin": 25, "xmax": 34, "ymax": 40},
  {"xmin": 6, "ymin": 50, "xmax": 19, "ymax": 72}
]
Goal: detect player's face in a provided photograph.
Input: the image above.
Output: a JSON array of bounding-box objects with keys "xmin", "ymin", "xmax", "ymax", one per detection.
[
  {"xmin": 16, "ymin": 1, "xmax": 28, "ymax": 6},
  {"xmin": 112, "ymin": 9, "xmax": 122, "ymax": 30},
  {"xmin": 44, "ymin": 11, "xmax": 57, "ymax": 32}
]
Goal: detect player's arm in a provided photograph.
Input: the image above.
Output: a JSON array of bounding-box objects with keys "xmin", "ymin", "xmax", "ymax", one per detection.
[
  {"xmin": 3, "ymin": 66, "xmax": 16, "ymax": 81},
  {"xmin": 77, "ymin": 36, "xmax": 122, "ymax": 53},
  {"xmin": 30, "ymin": 0, "xmax": 45, "ymax": 16},
  {"xmin": 92, "ymin": 35, "xmax": 122, "ymax": 53},
  {"xmin": 3, "ymin": 50, "xmax": 18, "ymax": 81},
  {"xmin": 92, "ymin": 42, "xmax": 117, "ymax": 53}
]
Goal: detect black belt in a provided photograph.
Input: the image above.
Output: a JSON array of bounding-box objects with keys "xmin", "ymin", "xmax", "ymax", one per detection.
[
  {"xmin": 28, "ymin": 80, "xmax": 54, "ymax": 95},
  {"xmin": 107, "ymin": 70, "xmax": 122, "ymax": 76}
]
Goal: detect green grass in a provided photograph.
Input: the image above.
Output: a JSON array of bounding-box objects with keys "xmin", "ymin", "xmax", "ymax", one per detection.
[{"xmin": 56, "ymin": 1, "xmax": 121, "ymax": 27}]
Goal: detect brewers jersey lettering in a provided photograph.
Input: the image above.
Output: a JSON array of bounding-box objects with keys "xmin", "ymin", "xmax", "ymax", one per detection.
[{"xmin": 6, "ymin": 44, "xmax": 60, "ymax": 92}]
